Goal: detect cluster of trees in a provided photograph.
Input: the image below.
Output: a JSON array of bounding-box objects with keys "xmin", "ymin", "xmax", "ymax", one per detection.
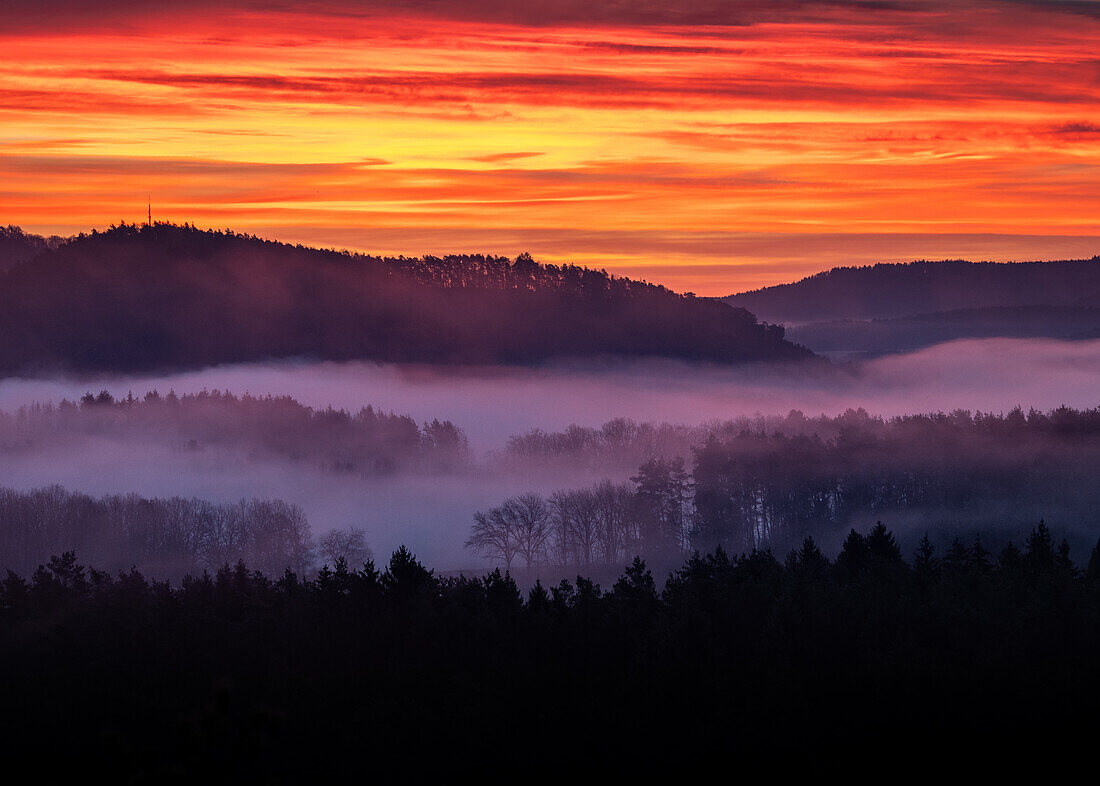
[
  {"xmin": 0, "ymin": 225, "xmax": 65, "ymax": 271},
  {"xmin": 3, "ymin": 523, "xmax": 1100, "ymax": 776},
  {"xmin": 0, "ymin": 484, "xmax": 332, "ymax": 578},
  {"xmin": 725, "ymin": 256, "xmax": 1100, "ymax": 323},
  {"xmin": 483, "ymin": 406, "xmax": 1100, "ymax": 567},
  {"xmin": 0, "ymin": 388, "xmax": 470, "ymax": 474},
  {"xmin": 0, "ymin": 222, "xmax": 809, "ymax": 373},
  {"xmin": 687, "ymin": 407, "xmax": 1100, "ymax": 554},
  {"xmin": 506, "ymin": 404, "xmax": 1100, "ymax": 466},
  {"xmin": 468, "ymin": 459, "xmax": 691, "ymax": 571},
  {"xmin": 502, "ymin": 416, "xmax": 701, "ymax": 474}
]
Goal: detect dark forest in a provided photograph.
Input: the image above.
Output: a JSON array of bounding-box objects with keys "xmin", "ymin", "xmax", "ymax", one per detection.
[
  {"xmin": 4, "ymin": 522, "xmax": 1099, "ymax": 778},
  {"xmin": 486, "ymin": 404, "xmax": 1100, "ymax": 573}
]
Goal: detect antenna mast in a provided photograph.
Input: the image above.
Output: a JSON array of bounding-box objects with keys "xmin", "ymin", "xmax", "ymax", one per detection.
[{"xmin": 147, "ymin": 196, "xmax": 152, "ymax": 226}]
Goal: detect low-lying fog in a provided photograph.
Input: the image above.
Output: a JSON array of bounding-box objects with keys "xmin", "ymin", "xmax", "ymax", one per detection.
[
  {"xmin": 4, "ymin": 338, "xmax": 1099, "ymax": 450},
  {"xmin": 1, "ymin": 337, "xmax": 1099, "ymax": 568}
]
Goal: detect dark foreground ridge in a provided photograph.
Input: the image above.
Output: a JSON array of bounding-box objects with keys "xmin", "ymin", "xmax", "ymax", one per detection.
[
  {"xmin": 0, "ymin": 223, "xmax": 811, "ymax": 373},
  {"xmin": 4, "ymin": 522, "xmax": 1100, "ymax": 778}
]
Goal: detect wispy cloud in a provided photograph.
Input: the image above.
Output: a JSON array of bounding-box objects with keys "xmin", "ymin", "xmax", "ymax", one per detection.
[{"xmin": 467, "ymin": 151, "xmax": 545, "ymax": 163}]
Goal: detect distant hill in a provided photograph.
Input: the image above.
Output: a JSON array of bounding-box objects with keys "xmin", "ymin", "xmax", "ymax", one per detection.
[
  {"xmin": 725, "ymin": 258, "xmax": 1100, "ymax": 325},
  {"xmin": 787, "ymin": 305, "xmax": 1100, "ymax": 358},
  {"xmin": 0, "ymin": 223, "xmax": 812, "ymax": 374},
  {"xmin": 724, "ymin": 257, "xmax": 1100, "ymax": 357}
]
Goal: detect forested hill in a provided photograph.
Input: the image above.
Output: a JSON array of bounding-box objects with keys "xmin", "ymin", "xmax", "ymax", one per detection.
[
  {"xmin": 0, "ymin": 223, "xmax": 811, "ymax": 373},
  {"xmin": 724, "ymin": 258, "xmax": 1100, "ymax": 325},
  {"xmin": 0, "ymin": 225, "xmax": 63, "ymax": 272}
]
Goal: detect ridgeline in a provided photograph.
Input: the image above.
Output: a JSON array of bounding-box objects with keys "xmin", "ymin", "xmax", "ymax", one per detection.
[
  {"xmin": 725, "ymin": 257, "xmax": 1100, "ymax": 356},
  {"xmin": 0, "ymin": 223, "xmax": 811, "ymax": 373}
]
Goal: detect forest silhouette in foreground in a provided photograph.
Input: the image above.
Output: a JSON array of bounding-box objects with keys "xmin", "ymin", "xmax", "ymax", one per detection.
[
  {"xmin": 3, "ymin": 521, "xmax": 1098, "ymax": 778},
  {"xmin": 0, "ymin": 223, "xmax": 809, "ymax": 372}
]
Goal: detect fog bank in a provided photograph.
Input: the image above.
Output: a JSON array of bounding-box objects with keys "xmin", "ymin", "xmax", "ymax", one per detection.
[
  {"xmin": 2, "ymin": 338, "xmax": 1098, "ymax": 451},
  {"xmin": 1, "ymin": 337, "xmax": 1098, "ymax": 568}
]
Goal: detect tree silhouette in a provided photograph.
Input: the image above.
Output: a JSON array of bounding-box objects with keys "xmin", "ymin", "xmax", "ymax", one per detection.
[
  {"xmin": 318, "ymin": 527, "xmax": 373, "ymax": 568},
  {"xmin": 508, "ymin": 493, "xmax": 553, "ymax": 570},
  {"xmin": 466, "ymin": 506, "xmax": 520, "ymax": 570},
  {"xmin": 4, "ymin": 522, "xmax": 1100, "ymax": 778}
]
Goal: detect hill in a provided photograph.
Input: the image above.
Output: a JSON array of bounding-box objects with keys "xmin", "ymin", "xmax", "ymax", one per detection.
[
  {"xmin": 0, "ymin": 223, "xmax": 812, "ymax": 373},
  {"xmin": 724, "ymin": 257, "xmax": 1100, "ymax": 357},
  {"xmin": 787, "ymin": 305, "xmax": 1100, "ymax": 358},
  {"xmin": 725, "ymin": 258, "xmax": 1100, "ymax": 325}
]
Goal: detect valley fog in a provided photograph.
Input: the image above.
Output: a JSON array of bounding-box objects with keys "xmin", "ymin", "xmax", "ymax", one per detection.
[
  {"xmin": 3, "ymin": 337, "xmax": 1100, "ymax": 451},
  {"xmin": 1, "ymin": 336, "xmax": 1099, "ymax": 569}
]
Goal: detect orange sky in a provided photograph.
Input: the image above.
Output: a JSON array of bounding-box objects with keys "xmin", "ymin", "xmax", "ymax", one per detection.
[{"xmin": 2, "ymin": 0, "xmax": 1099, "ymax": 294}]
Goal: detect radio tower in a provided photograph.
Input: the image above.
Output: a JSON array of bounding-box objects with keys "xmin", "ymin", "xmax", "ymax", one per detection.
[{"xmin": 147, "ymin": 196, "xmax": 152, "ymax": 227}]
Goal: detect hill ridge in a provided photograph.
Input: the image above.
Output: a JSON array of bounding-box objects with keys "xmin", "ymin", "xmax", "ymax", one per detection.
[
  {"xmin": 725, "ymin": 256, "xmax": 1100, "ymax": 325},
  {"xmin": 0, "ymin": 222, "xmax": 813, "ymax": 373}
]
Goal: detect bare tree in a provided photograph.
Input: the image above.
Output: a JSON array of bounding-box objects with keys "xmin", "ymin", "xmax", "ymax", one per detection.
[
  {"xmin": 466, "ymin": 507, "xmax": 519, "ymax": 570},
  {"xmin": 507, "ymin": 492, "xmax": 552, "ymax": 570},
  {"xmin": 568, "ymin": 488, "xmax": 601, "ymax": 568},
  {"xmin": 549, "ymin": 490, "xmax": 575, "ymax": 567},
  {"xmin": 596, "ymin": 480, "xmax": 633, "ymax": 565},
  {"xmin": 467, "ymin": 492, "xmax": 551, "ymax": 571},
  {"xmin": 249, "ymin": 499, "xmax": 314, "ymax": 575},
  {"xmin": 318, "ymin": 526, "xmax": 372, "ymax": 568},
  {"xmin": 194, "ymin": 499, "xmax": 248, "ymax": 570}
]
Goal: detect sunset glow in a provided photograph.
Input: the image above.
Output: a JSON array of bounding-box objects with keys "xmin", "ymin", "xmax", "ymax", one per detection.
[{"xmin": 3, "ymin": 0, "xmax": 1099, "ymax": 293}]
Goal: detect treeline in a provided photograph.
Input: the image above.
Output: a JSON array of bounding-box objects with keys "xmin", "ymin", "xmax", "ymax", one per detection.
[
  {"xmin": 3, "ymin": 523, "xmax": 1100, "ymax": 776},
  {"xmin": 0, "ymin": 225, "xmax": 65, "ymax": 271},
  {"xmin": 503, "ymin": 404, "xmax": 1100, "ymax": 471},
  {"xmin": 725, "ymin": 257, "xmax": 1100, "ymax": 324},
  {"xmin": 506, "ymin": 403, "xmax": 1100, "ymax": 465},
  {"xmin": 483, "ymin": 405, "xmax": 1100, "ymax": 567},
  {"xmin": 0, "ymin": 388, "xmax": 470, "ymax": 474},
  {"xmin": 0, "ymin": 485, "xmax": 315, "ymax": 578},
  {"xmin": 502, "ymin": 416, "xmax": 703, "ymax": 473},
  {"xmin": 0, "ymin": 222, "xmax": 809, "ymax": 372},
  {"xmin": 468, "ymin": 461, "xmax": 688, "ymax": 572}
]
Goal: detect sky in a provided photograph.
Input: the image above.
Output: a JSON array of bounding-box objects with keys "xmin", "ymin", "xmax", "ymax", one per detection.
[{"xmin": 2, "ymin": 0, "xmax": 1099, "ymax": 294}]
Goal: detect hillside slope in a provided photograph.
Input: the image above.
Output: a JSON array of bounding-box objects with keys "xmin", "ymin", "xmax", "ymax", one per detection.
[
  {"xmin": 724, "ymin": 257, "xmax": 1100, "ymax": 357},
  {"xmin": 725, "ymin": 258, "xmax": 1100, "ymax": 325},
  {"xmin": 0, "ymin": 223, "xmax": 812, "ymax": 373},
  {"xmin": 786, "ymin": 305, "xmax": 1100, "ymax": 358}
]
